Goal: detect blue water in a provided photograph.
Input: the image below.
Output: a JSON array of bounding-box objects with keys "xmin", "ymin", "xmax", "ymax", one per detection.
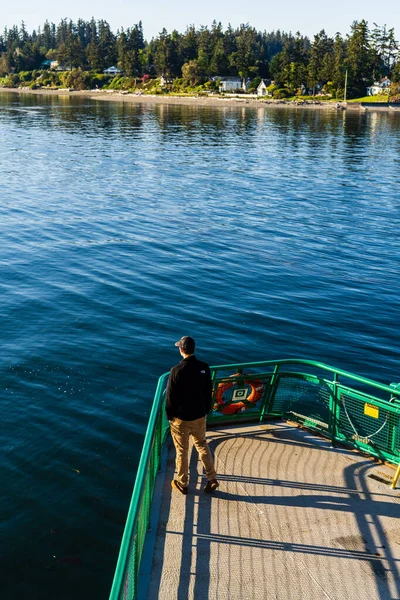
[{"xmin": 1, "ymin": 92, "xmax": 400, "ymax": 599}]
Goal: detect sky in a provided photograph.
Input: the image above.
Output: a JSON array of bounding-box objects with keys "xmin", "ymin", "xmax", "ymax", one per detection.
[{"xmin": 1, "ymin": 0, "xmax": 399, "ymax": 41}]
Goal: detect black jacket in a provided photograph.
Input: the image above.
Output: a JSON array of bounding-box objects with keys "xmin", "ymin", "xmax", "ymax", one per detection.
[{"xmin": 166, "ymin": 355, "xmax": 212, "ymax": 421}]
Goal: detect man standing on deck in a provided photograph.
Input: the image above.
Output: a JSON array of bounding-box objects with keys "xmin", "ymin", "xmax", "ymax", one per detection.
[{"xmin": 166, "ymin": 336, "xmax": 219, "ymax": 495}]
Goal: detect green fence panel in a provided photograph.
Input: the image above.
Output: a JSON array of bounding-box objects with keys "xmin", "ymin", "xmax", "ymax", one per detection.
[
  {"xmin": 335, "ymin": 384, "xmax": 400, "ymax": 461},
  {"xmin": 269, "ymin": 372, "xmax": 333, "ymax": 433}
]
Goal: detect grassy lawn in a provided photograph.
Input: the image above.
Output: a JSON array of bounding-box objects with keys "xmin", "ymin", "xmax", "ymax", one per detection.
[{"xmin": 348, "ymin": 95, "xmax": 390, "ymax": 103}]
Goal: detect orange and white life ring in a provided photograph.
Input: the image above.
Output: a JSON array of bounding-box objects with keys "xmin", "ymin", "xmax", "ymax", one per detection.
[{"xmin": 213, "ymin": 376, "xmax": 264, "ymax": 415}]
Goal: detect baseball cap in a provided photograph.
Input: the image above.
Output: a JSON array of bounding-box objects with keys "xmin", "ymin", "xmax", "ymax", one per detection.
[{"xmin": 174, "ymin": 336, "xmax": 195, "ymax": 354}]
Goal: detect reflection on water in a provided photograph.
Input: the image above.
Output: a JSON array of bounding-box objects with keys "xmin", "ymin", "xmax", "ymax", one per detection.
[{"xmin": 0, "ymin": 92, "xmax": 400, "ymax": 599}]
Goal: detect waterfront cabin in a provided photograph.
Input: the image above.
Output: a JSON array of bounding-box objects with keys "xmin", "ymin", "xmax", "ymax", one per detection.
[
  {"xmin": 257, "ymin": 79, "xmax": 271, "ymax": 97},
  {"xmin": 218, "ymin": 77, "xmax": 243, "ymax": 92},
  {"xmin": 367, "ymin": 77, "xmax": 391, "ymax": 96},
  {"xmin": 104, "ymin": 66, "xmax": 122, "ymax": 76},
  {"xmin": 53, "ymin": 63, "xmax": 71, "ymax": 71},
  {"xmin": 160, "ymin": 75, "xmax": 174, "ymax": 87},
  {"xmin": 46, "ymin": 61, "xmax": 69, "ymax": 71}
]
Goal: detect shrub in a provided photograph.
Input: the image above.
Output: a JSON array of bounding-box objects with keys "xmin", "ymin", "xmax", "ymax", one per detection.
[
  {"xmin": 37, "ymin": 71, "xmax": 60, "ymax": 87},
  {"xmin": 90, "ymin": 73, "xmax": 110, "ymax": 88},
  {"xmin": 172, "ymin": 78, "xmax": 183, "ymax": 92},
  {"xmin": 19, "ymin": 71, "xmax": 33, "ymax": 82},
  {"xmin": 204, "ymin": 80, "xmax": 217, "ymax": 91},
  {"xmin": 60, "ymin": 69, "xmax": 92, "ymax": 90},
  {"xmin": 390, "ymin": 82, "xmax": 400, "ymax": 99},
  {"xmin": 273, "ymin": 88, "xmax": 290, "ymax": 99},
  {"xmin": 4, "ymin": 74, "xmax": 20, "ymax": 87},
  {"xmin": 105, "ymin": 76, "xmax": 136, "ymax": 90}
]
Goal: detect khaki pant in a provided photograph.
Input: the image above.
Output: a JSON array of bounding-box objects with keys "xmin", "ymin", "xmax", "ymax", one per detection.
[{"xmin": 170, "ymin": 416, "xmax": 216, "ymax": 487}]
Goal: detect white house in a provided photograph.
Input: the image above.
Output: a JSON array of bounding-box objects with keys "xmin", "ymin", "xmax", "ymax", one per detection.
[
  {"xmin": 218, "ymin": 77, "xmax": 242, "ymax": 92},
  {"xmin": 43, "ymin": 60, "xmax": 68, "ymax": 71},
  {"xmin": 257, "ymin": 80, "xmax": 274, "ymax": 97},
  {"xmin": 367, "ymin": 77, "xmax": 391, "ymax": 96},
  {"xmin": 104, "ymin": 66, "xmax": 121, "ymax": 76},
  {"xmin": 257, "ymin": 80, "xmax": 268, "ymax": 96},
  {"xmin": 51, "ymin": 62, "xmax": 71, "ymax": 71},
  {"xmin": 160, "ymin": 75, "xmax": 174, "ymax": 86}
]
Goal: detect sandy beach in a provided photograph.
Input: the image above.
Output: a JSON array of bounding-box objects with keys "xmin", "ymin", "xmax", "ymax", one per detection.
[{"xmin": 0, "ymin": 86, "xmax": 345, "ymax": 110}]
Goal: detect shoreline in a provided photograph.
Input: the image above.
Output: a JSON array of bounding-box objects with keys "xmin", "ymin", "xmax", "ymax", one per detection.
[
  {"xmin": 1, "ymin": 86, "xmax": 399, "ymax": 111},
  {"xmin": 0, "ymin": 86, "xmax": 341, "ymax": 110}
]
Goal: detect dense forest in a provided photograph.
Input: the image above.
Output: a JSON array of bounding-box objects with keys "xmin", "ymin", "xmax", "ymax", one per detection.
[{"xmin": 0, "ymin": 18, "xmax": 399, "ymax": 98}]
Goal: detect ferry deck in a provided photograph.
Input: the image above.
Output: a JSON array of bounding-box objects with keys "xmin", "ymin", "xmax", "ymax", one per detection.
[{"xmin": 109, "ymin": 359, "xmax": 400, "ymax": 600}]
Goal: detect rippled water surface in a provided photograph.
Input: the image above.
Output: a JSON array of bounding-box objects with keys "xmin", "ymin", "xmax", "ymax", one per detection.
[{"xmin": 1, "ymin": 92, "xmax": 400, "ymax": 599}]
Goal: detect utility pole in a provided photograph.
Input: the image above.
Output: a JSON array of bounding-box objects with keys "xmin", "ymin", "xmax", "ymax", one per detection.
[{"xmin": 344, "ymin": 69, "xmax": 348, "ymax": 104}]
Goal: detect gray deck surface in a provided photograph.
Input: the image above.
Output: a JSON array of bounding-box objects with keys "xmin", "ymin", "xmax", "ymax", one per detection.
[{"xmin": 145, "ymin": 421, "xmax": 400, "ymax": 600}]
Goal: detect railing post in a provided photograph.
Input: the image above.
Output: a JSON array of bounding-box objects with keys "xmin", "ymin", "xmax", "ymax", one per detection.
[
  {"xmin": 260, "ymin": 364, "xmax": 280, "ymax": 422},
  {"xmin": 389, "ymin": 383, "xmax": 400, "ymax": 461},
  {"xmin": 391, "ymin": 463, "xmax": 400, "ymax": 489},
  {"xmin": 330, "ymin": 372, "xmax": 339, "ymax": 447}
]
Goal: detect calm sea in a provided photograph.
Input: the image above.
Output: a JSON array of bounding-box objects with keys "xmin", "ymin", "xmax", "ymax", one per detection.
[{"xmin": 1, "ymin": 92, "xmax": 399, "ymax": 599}]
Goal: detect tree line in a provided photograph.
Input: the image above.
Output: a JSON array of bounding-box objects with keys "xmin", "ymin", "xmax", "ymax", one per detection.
[{"xmin": 0, "ymin": 18, "xmax": 399, "ymax": 97}]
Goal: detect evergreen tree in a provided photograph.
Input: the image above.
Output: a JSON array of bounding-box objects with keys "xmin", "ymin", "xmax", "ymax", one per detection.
[
  {"xmin": 98, "ymin": 20, "xmax": 116, "ymax": 69},
  {"xmin": 154, "ymin": 29, "xmax": 180, "ymax": 76},
  {"xmin": 308, "ymin": 30, "xmax": 333, "ymax": 94},
  {"xmin": 0, "ymin": 52, "xmax": 11, "ymax": 75},
  {"xmin": 116, "ymin": 29, "xmax": 128, "ymax": 73},
  {"xmin": 371, "ymin": 24, "xmax": 398, "ymax": 76},
  {"xmin": 41, "ymin": 20, "xmax": 56, "ymax": 51},
  {"xmin": 86, "ymin": 39, "xmax": 102, "ymax": 71},
  {"xmin": 56, "ymin": 19, "xmax": 69, "ymax": 46},
  {"xmin": 209, "ymin": 38, "xmax": 229, "ymax": 75},
  {"xmin": 197, "ymin": 47, "xmax": 209, "ymax": 78},
  {"xmin": 278, "ymin": 33, "xmax": 308, "ymax": 92},
  {"xmin": 224, "ymin": 23, "xmax": 237, "ymax": 65},
  {"xmin": 57, "ymin": 33, "xmax": 85, "ymax": 69},
  {"xmin": 234, "ymin": 25, "xmax": 259, "ymax": 79},
  {"xmin": 197, "ymin": 25, "xmax": 213, "ymax": 66},
  {"xmin": 179, "ymin": 26, "xmax": 198, "ymax": 64},
  {"xmin": 124, "ymin": 22, "xmax": 145, "ymax": 76},
  {"xmin": 20, "ymin": 21, "xmax": 29, "ymax": 45},
  {"xmin": 331, "ymin": 33, "xmax": 346, "ymax": 97},
  {"xmin": 347, "ymin": 20, "xmax": 372, "ymax": 93}
]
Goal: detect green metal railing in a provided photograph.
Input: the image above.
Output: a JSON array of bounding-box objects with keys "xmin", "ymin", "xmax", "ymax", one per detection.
[{"xmin": 109, "ymin": 358, "xmax": 400, "ymax": 600}]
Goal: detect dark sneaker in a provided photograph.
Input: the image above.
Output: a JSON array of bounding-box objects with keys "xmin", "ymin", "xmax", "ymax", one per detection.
[
  {"xmin": 204, "ymin": 479, "xmax": 219, "ymax": 493},
  {"xmin": 171, "ymin": 480, "xmax": 188, "ymax": 495}
]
